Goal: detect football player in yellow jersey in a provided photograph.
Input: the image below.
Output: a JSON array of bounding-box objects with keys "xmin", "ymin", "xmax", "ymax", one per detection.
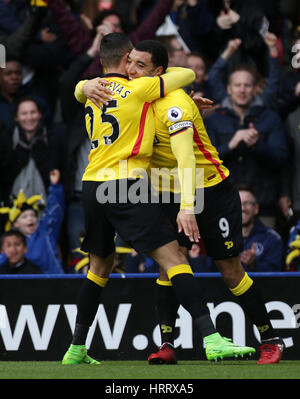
[
  {"xmin": 62, "ymin": 33, "xmax": 256, "ymax": 365},
  {"xmin": 79, "ymin": 39, "xmax": 284, "ymax": 365}
]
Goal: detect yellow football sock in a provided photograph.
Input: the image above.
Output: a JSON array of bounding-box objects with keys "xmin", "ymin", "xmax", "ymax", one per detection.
[
  {"xmin": 156, "ymin": 278, "xmax": 172, "ymax": 286},
  {"xmin": 87, "ymin": 271, "xmax": 108, "ymax": 288},
  {"xmin": 230, "ymin": 273, "xmax": 253, "ymax": 296},
  {"xmin": 167, "ymin": 264, "xmax": 193, "ymax": 280}
]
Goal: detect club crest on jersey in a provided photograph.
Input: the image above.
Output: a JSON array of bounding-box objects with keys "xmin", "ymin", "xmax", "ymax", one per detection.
[{"xmin": 167, "ymin": 107, "xmax": 183, "ymax": 122}]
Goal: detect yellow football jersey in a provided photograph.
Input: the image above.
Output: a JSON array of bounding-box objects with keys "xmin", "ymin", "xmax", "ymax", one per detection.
[
  {"xmin": 150, "ymin": 88, "xmax": 229, "ymax": 191},
  {"xmin": 76, "ymin": 68, "xmax": 196, "ymax": 182},
  {"xmin": 82, "ymin": 73, "xmax": 164, "ymax": 181}
]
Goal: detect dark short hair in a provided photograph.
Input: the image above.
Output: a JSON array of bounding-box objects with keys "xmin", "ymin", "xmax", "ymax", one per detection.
[
  {"xmin": 0, "ymin": 58, "xmax": 22, "ymax": 77},
  {"xmin": 14, "ymin": 96, "xmax": 43, "ymax": 116},
  {"xmin": 93, "ymin": 9, "xmax": 124, "ymax": 31},
  {"xmin": 134, "ymin": 40, "xmax": 169, "ymax": 73},
  {"xmin": 156, "ymin": 35, "xmax": 178, "ymax": 56},
  {"xmin": 187, "ymin": 51, "xmax": 209, "ymax": 72},
  {"xmin": 3, "ymin": 57, "xmax": 22, "ymax": 65},
  {"xmin": 0, "ymin": 230, "xmax": 27, "ymax": 249},
  {"xmin": 99, "ymin": 33, "xmax": 133, "ymax": 69},
  {"xmin": 237, "ymin": 184, "xmax": 257, "ymax": 199}
]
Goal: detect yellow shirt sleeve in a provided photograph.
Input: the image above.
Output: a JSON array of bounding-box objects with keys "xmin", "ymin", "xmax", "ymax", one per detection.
[
  {"xmin": 153, "ymin": 89, "xmax": 197, "ymax": 211},
  {"xmin": 74, "ymin": 80, "xmax": 88, "ymax": 103},
  {"xmin": 170, "ymin": 127, "xmax": 196, "ymax": 212},
  {"xmin": 161, "ymin": 67, "xmax": 195, "ymax": 95},
  {"xmin": 74, "ymin": 67, "xmax": 195, "ymax": 104}
]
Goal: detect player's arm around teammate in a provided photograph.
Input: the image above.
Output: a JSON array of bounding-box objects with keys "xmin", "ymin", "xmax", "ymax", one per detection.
[
  {"xmin": 76, "ymin": 61, "xmax": 200, "ymax": 243},
  {"xmin": 74, "ymin": 65, "xmax": 196, "ymax": 107}
]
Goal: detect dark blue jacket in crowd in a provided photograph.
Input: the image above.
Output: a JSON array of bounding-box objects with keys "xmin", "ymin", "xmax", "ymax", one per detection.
[
  {"xmin": 170, "ymin": 0, "xmax": 215, "ymax": 52},
  {"xmin": 242, "ymin": 218, "xmax": 284, "ymax": 272},
  {"xmin": 0, "ymin": 183, "xmax": 65, "ymax": 274},
  {"xmin": 276, "ymin": 69, "xmax": 300, "ymax": 120},
  {"xmin": 0, "ymin": 0, "xmax": 22, "ymax": 35},
  {"xmin": 205, "ymin": 96, "xmax": 288, "ymax": 216}
]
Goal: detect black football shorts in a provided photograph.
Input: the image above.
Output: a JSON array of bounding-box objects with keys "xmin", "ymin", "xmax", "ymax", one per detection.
[
  {"xmin": 81, "ymin": 179, "xmax": 176, "ymax": 258},
  {"xmin": 159, "ymin": 177, "xmax": 244, "ymax": 260}
]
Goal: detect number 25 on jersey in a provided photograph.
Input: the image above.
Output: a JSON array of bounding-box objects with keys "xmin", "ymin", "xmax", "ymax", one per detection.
[{"xmin": 85, "ymin": 100, "xmax": 120, "ymax": 147}]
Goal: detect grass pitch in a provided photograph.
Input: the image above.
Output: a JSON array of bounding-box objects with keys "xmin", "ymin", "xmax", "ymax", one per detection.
[{"xmin": 0, "ymin": 360, "xmax": 299, "ymax": 380}]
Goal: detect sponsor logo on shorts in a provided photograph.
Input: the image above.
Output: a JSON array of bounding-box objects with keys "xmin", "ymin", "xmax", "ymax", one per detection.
[{"xmin": 225, "ymin": 241, "xmax": 234, "ymax": 249}]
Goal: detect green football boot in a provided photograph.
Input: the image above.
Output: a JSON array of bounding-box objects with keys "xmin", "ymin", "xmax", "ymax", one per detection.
[
  {"xmin": 62, "ymin": 344, "xmax": 101, "ymax": 365},
  {"xmin": 205, "ymin": 333, "xmax": 256, "ymax": 361}
]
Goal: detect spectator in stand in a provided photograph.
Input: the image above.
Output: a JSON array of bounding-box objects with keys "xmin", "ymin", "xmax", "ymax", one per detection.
[
  {"xmin": 156, "ymin": 34, "xmax": 188, "ymax": 67},
  {"xmin": 0, "ymin": 59, "xmax": 24, "ymax": 130},
  {"xmin": 0, "ymin": 230, "xmax": 42, "ymax": 274},
  {"xmin": 205, "ymin": 66, "xmax": 288, "ymax": 228},
  {"xmin": 276, "ymin": 29, "xmax": 300, "ymax": 121},
  {"xmin": 185, "ymin": 52, "xmax": 212, "ymax": 99},
  {"xmin": 0, "ymin": 1, "xmax": 46, "ymax": 61},
  {"xmin": 277, "ymin": 36, "xmax": 300, "ymax": 240},
  {"xmin": 278, "ymin": 105, "xmax": 300, "ymax": 224},
  {"xmin": 186, "ymin": 186, "xmax": 285, "ymax": 273},
  {"xmin": 0, "ymin": 169, "xmax": 65, "ymax": 274},
  {"xmin": 208, "ymin": 32, "xmax": 281, "ymax": 107},
  {"xmin": 184, "ymin": 51, "xmax": 221, "ymax": 119},
  {"xmin": 238, "ymin": 185, "xmax": 284, "ymax": 272},
  {"xmin": 47, "ymin": 0, "xmax": 175, "ymax": 79},
  {"xmin": 278, "ymin": 0, "xmax": 300, "ymax": 48},
  {"xmin": 0, "ymin": 0, "xmax": 37, "ymax": 35},
  {"xmin": 169, "ymin": 0, "xmax": 216, "ymax": 54},
  {"xmin": 79, "ymin": 1, "xmax": 122, "ymax": 32},
  {"xmin": 0, "ymin": 59, "xmax": 51, "ymax": 131},
  {"xmin": 0, "ymin": 96, "xmax": 64, "ymax": 203},
  {"xmin": 0, "ymin": 0, "xmax": 68, "ymax": 123},
  {"xmin": 204, "ymin": 0, "xmax": 283, "ymax": 72}
]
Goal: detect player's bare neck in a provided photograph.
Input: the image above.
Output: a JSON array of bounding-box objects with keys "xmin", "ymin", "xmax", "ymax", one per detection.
[{"xmin": 105, "ymin": 66, "xmax": 127, "ymax": 76}]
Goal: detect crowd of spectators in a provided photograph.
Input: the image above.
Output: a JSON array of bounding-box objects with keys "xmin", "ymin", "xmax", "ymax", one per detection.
[{"xmin": 0, "ymin": 0, "xmax": 300, "ymax": 274}]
